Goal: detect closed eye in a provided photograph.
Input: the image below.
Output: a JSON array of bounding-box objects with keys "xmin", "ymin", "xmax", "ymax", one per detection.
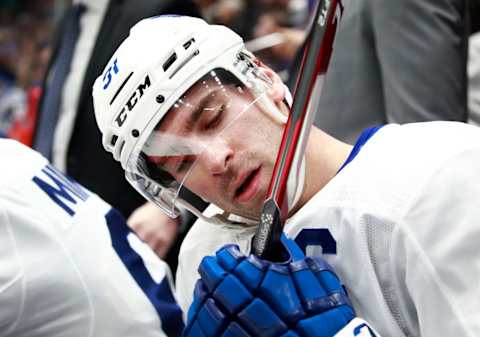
[{"xmin": 205, "ymin": 105, "xmax": 225, "ymax": 130}]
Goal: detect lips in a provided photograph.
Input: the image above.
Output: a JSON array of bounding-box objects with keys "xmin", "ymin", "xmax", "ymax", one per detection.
[{"xmin": 234, "ymin": 166, "xmax": 261, "ymax": 203}]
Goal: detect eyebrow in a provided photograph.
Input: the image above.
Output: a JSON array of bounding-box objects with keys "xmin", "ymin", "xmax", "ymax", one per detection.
[{"xmin": 185, "ymin": 88, "xmax": 222, "ymax": 132}]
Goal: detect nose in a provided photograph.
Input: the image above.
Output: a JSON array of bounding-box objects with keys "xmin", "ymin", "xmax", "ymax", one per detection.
[{"xmin": 200, "ymin": 137, "xmax": 233, "ymax": 176}]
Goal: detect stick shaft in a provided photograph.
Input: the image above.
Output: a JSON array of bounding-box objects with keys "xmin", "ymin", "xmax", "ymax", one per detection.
[{"xmin": 253, "ymin": 0, "xmax": 343, "ymax": 259}]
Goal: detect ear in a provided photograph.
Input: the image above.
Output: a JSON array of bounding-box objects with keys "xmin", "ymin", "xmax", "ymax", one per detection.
[{"xmin": 253, "ymin": 58, "xmax": 285, "ymax": 103}]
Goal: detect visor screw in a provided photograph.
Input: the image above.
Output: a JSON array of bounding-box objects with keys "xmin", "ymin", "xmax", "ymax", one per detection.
[
  {"xmin": 156, "ymin": 95, "xmax": 165, "ymax": 103},
  {"xmin": 131, "ymin": 129, "xmax": 140, "ymax": 138}
]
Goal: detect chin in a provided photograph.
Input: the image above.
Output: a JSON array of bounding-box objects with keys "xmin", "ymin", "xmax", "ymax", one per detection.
[{"xmin": 232, "ymin": 204, "xmax": 262, "ymax": 221}]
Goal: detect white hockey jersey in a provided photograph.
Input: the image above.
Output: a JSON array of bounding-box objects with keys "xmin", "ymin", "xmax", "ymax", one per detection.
[
  {"xmin": 0, "ymin": 139, "xmax": 183, "ymax": 337},
  {"xmin": 177, "ymin": 121, "xmax": 480, "ymax": 337}
]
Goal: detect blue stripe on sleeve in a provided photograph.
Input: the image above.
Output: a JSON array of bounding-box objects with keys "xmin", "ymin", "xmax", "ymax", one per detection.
[{"xmin": 105, "ymin": 208, "xmax": 185, "ymax": 337}]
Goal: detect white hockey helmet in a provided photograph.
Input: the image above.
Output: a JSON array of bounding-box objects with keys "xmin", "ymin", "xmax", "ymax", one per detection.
[{"xmin": 93, "ymin": 15, "xmax": 301, "ymax": 220}]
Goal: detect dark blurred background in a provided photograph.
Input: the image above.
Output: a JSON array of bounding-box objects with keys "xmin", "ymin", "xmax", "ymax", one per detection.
[
  {"xmin": 0, "ymin": 0, "xmax": 316, "ymax": 137},
  {"xmin": 1, "ymin": 0, "xmax": 479, "ymax": 137}
]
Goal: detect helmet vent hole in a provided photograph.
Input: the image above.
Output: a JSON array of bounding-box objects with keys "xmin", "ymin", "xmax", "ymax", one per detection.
[
  {"xmin": 169, "ymin": 50, "xmax": 199, "ymax": 79},
  {"xmin": 183, "ymin": 38, "xmax": 195, "ymax": 50},
  {"xmin": 110, "ymin": 135, "xmax": 118, "ymax": 146},
  {"xmin": 156, "ymin": 95, "xmax": 165, "ymax": 103},
  {"xmin": 163, "ymin": 52, "xmax": 177, "ymax": 72},
  {"xmin": 118, "ymin": 140, "xmax": 126, "ymax": 156},
  {"xmin": 109, "ymin": 72, "xmax": 134, "ymax": 105}
]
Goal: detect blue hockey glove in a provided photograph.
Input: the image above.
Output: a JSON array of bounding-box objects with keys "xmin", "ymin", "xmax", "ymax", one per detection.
[{"xmin": 183, "ymin": 234, "xmax": 369, "ymax": 337}]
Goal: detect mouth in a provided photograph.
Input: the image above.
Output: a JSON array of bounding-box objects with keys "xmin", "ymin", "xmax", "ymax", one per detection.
[{"xmin": 234, "ymin": 166, "xmax": 261, "ymax": 203}]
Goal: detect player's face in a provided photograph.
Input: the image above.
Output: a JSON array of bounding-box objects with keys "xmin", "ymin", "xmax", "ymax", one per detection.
[{"xmin": 150, "ymin": 77, "xmax": 285, "ymax": 219}]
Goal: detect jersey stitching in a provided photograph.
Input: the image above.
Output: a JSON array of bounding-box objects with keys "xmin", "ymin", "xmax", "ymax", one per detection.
[
  {"xmin": 1, "ymin": 183, "xmax": 98, "ymax": 336},
  {"xmin": 360, "ymin": 215, "xmax": 410, "ymax": 336},
  {"xmin": 397, "ymin": 149, "xmax": 480, "ymax": 337},
  {"xmin": 383, "ymin": 223, "xmax": 416, "ymax": 337},
  {"xmin": 398, "ymin": 146, "xmax": 480, "ymax": 222},
  {"xmin": 396, "ymin": 223, "xmax": 474, "ymax": 337},
  {"xmin": 0, "ymin": 190, "xmax": 97, "ymax": 337},
  {"xmin": 0, "ymin": 204, "xmax": 26, "ymax": 335},
  {"xmin": 50, "ymin": 227, "xmax": 97, "ymax": 337}
]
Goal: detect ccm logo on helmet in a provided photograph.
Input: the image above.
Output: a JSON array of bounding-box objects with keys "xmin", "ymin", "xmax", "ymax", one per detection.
[{"xmin": 114, "ymin": 75, "xmax": 151, "ymax": 128}]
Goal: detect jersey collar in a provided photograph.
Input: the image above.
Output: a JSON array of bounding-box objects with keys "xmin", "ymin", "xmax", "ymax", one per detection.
[{"xmin": 337, "ymin": 125, "xmax": 384, "ymax": 173}]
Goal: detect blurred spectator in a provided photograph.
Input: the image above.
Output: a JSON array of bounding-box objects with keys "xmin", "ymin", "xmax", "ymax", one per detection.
[
  {"xmin": 0, "ymin": 84, "xmax": 25, "ymax": 133},
  {"xmin": 468, "ymin": 0, "xmax": 480, "ymax": 126},
  {"xmin": 469, "ymin": 32, "xmax": 480, "ymax": 126},
  {"xmin": 0, "ymin": 27, "xmax": 25, "ymax": 134},
  {"xmin": 300, "ymin": 0, "xmax": 468, "ymax": 143},
  {"xmin": 470, "ymin": 0, "xmax": 480, "ymax": 34},
  {"xmin": 252, "ymin": 15, "xmax": 305, "ymax": 71},
  {"xmin": 0, "ymin": 2, "xmax": 53, "ymax": 138},
  {"xmin": 14, "ymin": 13, "xmax": 53, "ymax": 88},
  {"xmin": 8, "ymin": 86, "xmax": 42, "ymax": 145},
  {"xmin": 195, "ymin": 0, "xmax": 245, "ymax": 26},
  {"xmin": 245, "ymin": 0, "xmax": 309, "ymax": 77},
  {"xmin": 191, "ymin": 0, "xmax": 310, "ymax": 77},
  {"xmin": 0, "ymin": 28, "xmax": 17, "ymax": 82}
]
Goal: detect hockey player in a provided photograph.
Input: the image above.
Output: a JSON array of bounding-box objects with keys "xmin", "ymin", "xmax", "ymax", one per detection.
[
  {"xmin": 92, "ymin": 16, "xmax": 480, "ymax": 336},
  {"xmin": 0, "ymin": 139, "xmax": 183, "ymax": 337}
]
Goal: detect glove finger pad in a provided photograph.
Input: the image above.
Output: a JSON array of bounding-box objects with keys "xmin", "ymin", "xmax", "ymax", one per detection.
[
  {"xmin": 217, "ymin": 245, "xmax": 244, "ymax": 272},
  {"xmin": 199, "ymin": 256, "xmax": 228, "ymax": 292},
  {"xmin": 213, "ymin": 274, "xmax": 253, "ymax": 314},
  {"xmin": 197, "ymin": 298, "xmax": 227, "ymax": 336},
  {"xmin": 260, "ymin": 268, "xmax": 305, "ymax": 324},
  {"xmin": 233, "ymin": 255, "xmax": 266, "ymax": 291},
  {"xmin": 238, "ymin": 299, "xmax": 288, "ymax": 337}
]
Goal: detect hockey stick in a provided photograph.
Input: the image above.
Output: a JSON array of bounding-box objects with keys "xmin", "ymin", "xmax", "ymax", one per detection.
[{"xmin": 252, "ymin": 0, "xmax": 344, "ymax": 259}]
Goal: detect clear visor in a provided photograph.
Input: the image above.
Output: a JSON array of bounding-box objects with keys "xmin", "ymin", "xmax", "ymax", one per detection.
[{"xmin": 126, "ymin": 65, "xmax": 286, "ymax": 217}]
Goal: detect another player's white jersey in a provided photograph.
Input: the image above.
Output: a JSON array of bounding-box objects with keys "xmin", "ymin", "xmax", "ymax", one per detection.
[
  {"xmin": 0, "ymin": 140, "xmax": 183, "ymax": 337},
  {"xmin": 177, "ymin": 121, "xmax": 480, "ymax": 336}
]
